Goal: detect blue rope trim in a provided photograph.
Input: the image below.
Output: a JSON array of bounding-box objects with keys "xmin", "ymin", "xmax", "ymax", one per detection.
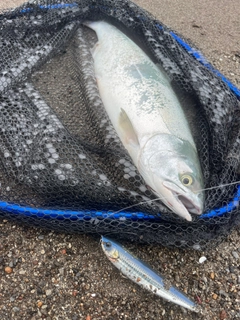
[
  {"xmin": 0, "ymin": 2, "xmax": 239, "ymax": 222},
  {"xmin": 0, "ymin": 185, "xmax": 239, "ymax": 220},
  {"xmin": 169, "ymin": 32, "xmax": 240, "ymax": 99}
]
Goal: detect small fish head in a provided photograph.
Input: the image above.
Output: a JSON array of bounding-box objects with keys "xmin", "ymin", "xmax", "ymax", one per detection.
[
  {"xmin": 101, "ymin": 236, "xmax": 119, "ymax": 260},
  {"xmin": 139, "ymin": 134, "xmax": 204, "ymax": 221}
]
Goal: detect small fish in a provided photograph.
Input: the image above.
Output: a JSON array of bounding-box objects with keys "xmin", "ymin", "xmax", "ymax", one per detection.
[
  {"xmin": 86, "ymin": 21, "xmax": 204, "ymax": 221},
  {"xmin": 101, "ymin": 236, "xmax": 200, "ymax": 312}
]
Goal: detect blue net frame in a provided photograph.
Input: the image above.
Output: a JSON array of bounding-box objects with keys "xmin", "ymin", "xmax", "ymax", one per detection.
[{"xmin": 0, "ymin": 2, "xmax": 239, "ymax": 246}]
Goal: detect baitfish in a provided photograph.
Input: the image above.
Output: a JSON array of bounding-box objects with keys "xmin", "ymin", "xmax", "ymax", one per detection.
[
  {"xmin": 86, "ymin": 21, "xmax": 204, "ymax": 221},
  {"xmin": 101, "ymin": 236, "xmax": 200, "ymax": 312}
]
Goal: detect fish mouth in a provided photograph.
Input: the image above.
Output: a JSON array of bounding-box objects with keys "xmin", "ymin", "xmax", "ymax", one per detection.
[
  {"xmin": 175, "ymin": 194, "xmax": 201, "ymax": 215},
  {"xmin": 162, "ymin": 181, "xmax": 202, "ymax": 221}
]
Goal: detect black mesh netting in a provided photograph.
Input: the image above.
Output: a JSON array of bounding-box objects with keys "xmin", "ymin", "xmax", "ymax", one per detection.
[{"xmin": 0, "ymin": 0, "xmax": 239, "ymax": 249}]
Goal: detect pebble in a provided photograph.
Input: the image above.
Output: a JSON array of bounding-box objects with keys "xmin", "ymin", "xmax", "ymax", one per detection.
[
  {"xmin": 12, "ymin": 307, "xmax": 20, "ymax": 312},
  {"xmin": 38, "ymin": 235, "xmax": 45, "ymax": 240},
  {"xmin": 37, "ymin": 301, "xmax": 43, "ymax": 308},
  {"xmin": 19, "ymin": 269, "xmax": 26, "ymax": 275},
  {"xmin": 210, "ymin": 272, "xmax": 215, "ymax": 280},
  {"xmin": 232, "ymin": 251, "xmax": 239, "ymax": 259},
  {"xmin": 199, "ymin": 256, "xmax": 207, "ymax": 264},
  {"xmin": 13, "ymin": 258, "xmax": 19, "ymax": 267},
  {"xmin": 212, "ymin": 293, "xmax": 218, "ymax": 300},
  {"xmin": 5, "ymin": 266, "xmax": 13, "ymax": 274},
  {"xmin": 220, "ymin": 309, "xmax": 227, "ymax": 319},
  {"xmin": 229, "ymin": 266, "xmax": 236, "ymax": 273},
  {"xmin": 41, "ymin": 307, "xmax": 48, "ymax": 315},
  {"xmin": 238, "ymin": 276, "xmax": 240, "ymax": 284},
  {"xmin": 219, "ymin": 290, "xmax": 228, "ymax": 298},
  {"xmin": 45, "ymin": 289, "xmax": 52, "ymax": 296}
]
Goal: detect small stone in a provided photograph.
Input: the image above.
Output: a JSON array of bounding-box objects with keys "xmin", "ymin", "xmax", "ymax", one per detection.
[
  {"xmin": 37, "ymin": 287, "xmax": 43, "ymax": 295},
  {"xmin": 210, "ymin": 272, "xmax": 215, "ymax": 280},
  {"xmin": 175, "ymin": 275, "xmax": 180, "ymax": 282},
  {"xmin": 38, "ymin": 235, "xmax": 45, "ymax": 240},
  {"xmin": 220, "ymin": 309, "xmax": 227, "ymax": 319},
  {"xmin": 72, "ymin": 290, "xmax": 78, "ymax": 297},
  {"xmin": 192, "ymin": 23, "xmax": 201, "ymax": 28},
  {"xmin": 19, "ymin": 270, "xmax": 26, "ymax": 275},
  {"xmin": 199, "ymin": 256, "xmax": 207, "ymax": 264},
  {"xmin": 45, "ymin": 289, "xmax": 52, "ymax": 296},
  {"xmin": 13, "ymin": 258, "xmax": 19, "ymax": 267},
  {"xmin": 212, "ymin": 293, "xmax": 218, "ymax": 300},
  {"xmin": 219, "ymin": 290, "xmax": 228, "ymax": 298},
  {"xmin": 86, "ymin": 316, "xmax": 91, "ymax": 320},
  {"xmin": 195, "ymin": 295, "xmax": 202, "ymax": 304},
  {"xmin": 12, "ymin": 307, "xmax": 20, "ymax": 312},
  {"xmin": 41, "ymin": 308, "xmax": 47, "ymax": 315},
  {"xmin": 5, "ymin": 266, "xmax": 13, "ymax": 274},
  {"xmin": 232, "ymin": 251, "xmax": 239, "ymax": 260},
  {"xmin": 238, "ymin": 275, "xmax": 240, "ymax": 284},
  {"xmin": 229, "ymin": 266, "xmax": 236, "ymax": 273},
  {"xmin": 202, "ymin": 276, "xmax": 208, "ymax": 284},
  {"xmin": 37, "ymin": 301, "xmax": 43, "ymax": 308}
]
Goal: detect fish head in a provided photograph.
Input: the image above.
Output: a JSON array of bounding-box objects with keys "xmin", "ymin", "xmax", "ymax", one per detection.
[
  {"xmin": 139, "ymin": 134, "xmax": 204, "ymax": 221},
  {"xmin": 101, "ymin": 236, "xmax": 119, "ymax": 260}
]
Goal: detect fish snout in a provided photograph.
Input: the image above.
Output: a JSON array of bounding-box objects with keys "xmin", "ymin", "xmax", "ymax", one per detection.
[
  {"xmin": 177, "ymin": 194, "xmax": 202, "ymax": 215},
  {"xmin": 160, "ymin": 181, "xmax": 204, "ymax": 221}
]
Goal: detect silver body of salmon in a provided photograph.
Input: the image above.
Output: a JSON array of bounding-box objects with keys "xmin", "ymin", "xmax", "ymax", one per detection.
[{"xmin": 86, "ymin": 21, "xmax": 204, "ymax": 221}]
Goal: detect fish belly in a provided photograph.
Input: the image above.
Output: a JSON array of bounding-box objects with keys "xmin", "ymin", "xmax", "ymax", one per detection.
[{"xmin": 88, "ymin": 21, "xmax": 195, "ymax": 162}]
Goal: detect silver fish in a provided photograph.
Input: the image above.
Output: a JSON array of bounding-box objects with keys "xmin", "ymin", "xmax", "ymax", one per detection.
[
  {"xmin": 86, "ymin": 21, "xmax": 204, "ymax": 221},
  {"xmin": 101, "ymin": 236, "xmax": 200, "ymax": 312}
]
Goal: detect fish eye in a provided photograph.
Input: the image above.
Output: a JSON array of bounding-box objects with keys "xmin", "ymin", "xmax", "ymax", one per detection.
[
  {"xmin": 105, "ymin": 242, "xmax": 112, "ymax": 248},
  {"xmin": 180, "ymin": 174, "xmax": 193, "ymax": 186}
]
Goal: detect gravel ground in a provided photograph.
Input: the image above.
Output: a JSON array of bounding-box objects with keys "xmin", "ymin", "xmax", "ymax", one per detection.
[{"xmin": 0, "ymin": 1, "xmax": 240, "ymax": 320}]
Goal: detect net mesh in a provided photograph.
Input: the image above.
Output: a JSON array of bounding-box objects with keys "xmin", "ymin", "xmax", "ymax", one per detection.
[{"xmin": 0, "ymin": 0, "xmax": 239, "ymax": 249}]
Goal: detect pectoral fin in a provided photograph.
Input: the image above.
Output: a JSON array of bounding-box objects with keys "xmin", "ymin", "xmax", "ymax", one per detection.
[{"xmin": 119, "ymin": 108, "xmax": 139, "ymax": 148}]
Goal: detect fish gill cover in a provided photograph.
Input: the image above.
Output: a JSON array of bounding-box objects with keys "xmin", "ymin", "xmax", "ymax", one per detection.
[{"xmin": 0, "ymin": 0, "xmax": 239, "ymax": 249}]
